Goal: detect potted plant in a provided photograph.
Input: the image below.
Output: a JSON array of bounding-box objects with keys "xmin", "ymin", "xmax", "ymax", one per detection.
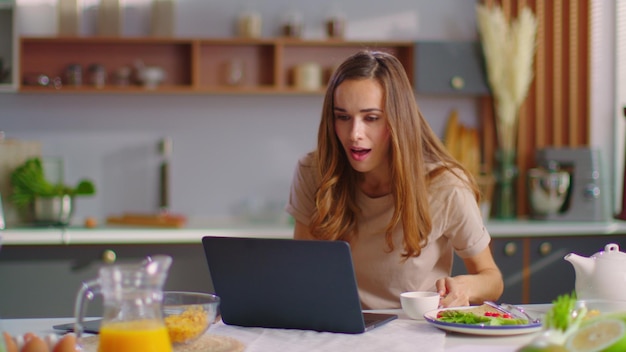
[{"xmin": 10, "ymin": 157, "xmax": 96, "ymax": 225}]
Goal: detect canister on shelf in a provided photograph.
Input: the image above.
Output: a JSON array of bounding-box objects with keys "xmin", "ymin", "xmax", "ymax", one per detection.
[
  {"xmin": 325, "ymin": 5, "xmax": 346, "ymax": 39},
  {"xmin": 88, "ymin": 64, "xmax": 106, "ymax": 88},
  {"xmin": 65, "ymin": 64, "xmax": 82, "ymax": 86},
  {"xmin": 237, "ymin": 11, "xmax": 262, "ymax": 38},
  {"xmin": 281, "ymin": 10, "xmax": 302, "ymax": 38},
  {"xmin": 114, "ymin": 66, "xmax": 131, "ymax": 86},
  {"xmin": 326, "ymin": 17, "xmax": 345, "ymax": 38},
  {"xmin": 294, "ymin": 62, "xmax": 322, "ymax": 91}
]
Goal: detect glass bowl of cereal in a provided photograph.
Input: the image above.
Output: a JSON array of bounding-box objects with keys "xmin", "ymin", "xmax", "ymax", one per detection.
[{"xmin": 162, "ymin": 291, "xmax": 220, "ymax": 345}]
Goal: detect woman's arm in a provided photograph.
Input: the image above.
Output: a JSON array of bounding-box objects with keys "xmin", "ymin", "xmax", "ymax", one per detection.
[{"xmin": 435, "ymin": 246, "xmax": 504, "ymax": 307}]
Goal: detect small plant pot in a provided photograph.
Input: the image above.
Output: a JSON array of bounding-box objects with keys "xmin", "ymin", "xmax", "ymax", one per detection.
[{"xmin": 33, "ymin": 195, "xmax": 74, "ymax": 226}]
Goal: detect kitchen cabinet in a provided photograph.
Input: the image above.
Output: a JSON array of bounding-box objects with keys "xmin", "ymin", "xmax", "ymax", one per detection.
[
  {"xmin": 452, "ymin": 235, "xmax": 625, "ymax": 305},
  {"xmin": 0, "ymin": 0, "xmax": 17, "ymax": 92},
  {"xmin": 491, "ymin": 238, "xmax": 525, "ymax": 304},
  {"xmin": 495, "ymin": 235, "xmax": 625, "ymax": 305},
  {"xmin": 413, "ymin": 41, "xmax": 490, "ymax": 95},
  {"xmin": 18, "ymin": 37, "xmax": 414, "ymax": 94},
  {"xmin": 527, "ymin": 235, "xmax": 625, "ymax": 304},
  {"xmin": 0, "ymin": 243, "xmax": 213, "ymax": 318}
]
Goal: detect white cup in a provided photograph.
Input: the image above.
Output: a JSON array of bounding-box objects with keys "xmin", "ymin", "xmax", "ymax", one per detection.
[{"xmin": 400, "ymin": 291, "xmax": 440, "ymax": 320}]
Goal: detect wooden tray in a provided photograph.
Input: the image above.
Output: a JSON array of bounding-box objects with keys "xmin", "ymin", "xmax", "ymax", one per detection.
[{"xmin": 106, "ymin": 212, "xmax": 187, "ymax": 228}]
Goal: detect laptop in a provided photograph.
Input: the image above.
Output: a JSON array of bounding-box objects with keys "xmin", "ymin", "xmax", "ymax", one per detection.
[{"xmin": 201, "ymin": 236, "xmax": 397, "ymax": 334}]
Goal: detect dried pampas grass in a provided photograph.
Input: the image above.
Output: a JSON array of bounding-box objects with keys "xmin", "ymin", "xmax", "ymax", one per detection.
[{"xmin": 476, "ymin": 4, "xmax": 537, "ymax": 152}]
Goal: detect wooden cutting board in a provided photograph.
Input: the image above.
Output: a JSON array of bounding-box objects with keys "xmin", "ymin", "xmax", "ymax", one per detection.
[{"xmin": 106, "ymin": 212, "xmax": 187, "ymax": 228}]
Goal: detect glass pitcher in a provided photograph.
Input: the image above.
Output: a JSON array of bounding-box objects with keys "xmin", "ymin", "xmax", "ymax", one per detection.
[{"xmin": 74, "ymin": 255, "xmax": 173, "ymax": 352}]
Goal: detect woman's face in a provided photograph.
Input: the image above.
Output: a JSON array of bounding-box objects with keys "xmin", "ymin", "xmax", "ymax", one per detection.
[{"xmin": 333, "ymin": 78, "xmax": 391, "ymax": 175}]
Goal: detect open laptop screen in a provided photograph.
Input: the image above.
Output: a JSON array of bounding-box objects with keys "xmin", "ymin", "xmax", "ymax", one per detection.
[{"xmin": 202, "ymin": 236, "xmax": 396, "ymax": 334}]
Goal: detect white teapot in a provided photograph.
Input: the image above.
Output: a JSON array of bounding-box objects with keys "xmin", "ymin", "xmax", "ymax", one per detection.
[{"xmin": 564, "ymin": 243, "xmax": 626, "ymax": 301}]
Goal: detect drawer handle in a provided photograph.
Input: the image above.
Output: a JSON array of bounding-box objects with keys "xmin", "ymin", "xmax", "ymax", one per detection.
[
  {"xmin": 503, "ymin": 242, "xmax": 517, "ymax": 256},
  {"xmin": 450, "ymin": 76, "xmax": 465, "ymax": 90},
  {"xmin": 102, "ymin": 249, "xmax": 117, "ymax": 264},
  {"xmin": 539, "ymin": 242, "xmax": 552, "ymax": 256}
]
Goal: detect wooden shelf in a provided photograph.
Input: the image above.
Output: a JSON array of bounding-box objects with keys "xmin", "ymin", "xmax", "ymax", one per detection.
[{"xmin": 19, "ymin": 37, "xmax": 415, "ymax": 94}]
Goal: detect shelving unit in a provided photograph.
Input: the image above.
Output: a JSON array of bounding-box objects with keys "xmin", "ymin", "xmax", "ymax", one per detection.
[
  {"xmin": 18, "ymin": 37, "xmax": 414, "ymax": 94},
  {"xmin": 0, "ymin": 0, "xmax": 17, "ymax": 92}
]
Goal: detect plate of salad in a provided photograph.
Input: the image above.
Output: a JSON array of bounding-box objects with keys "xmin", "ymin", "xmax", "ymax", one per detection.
[{"xmin": 424, "ymin": 305, "xmax": 543, "ymax": 336}]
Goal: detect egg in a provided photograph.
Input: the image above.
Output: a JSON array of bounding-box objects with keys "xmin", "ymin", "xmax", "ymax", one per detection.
[
  {"xmin": 52, "ymin": 334, "xmax": 77, "ymax": 352},
  {"xmin": 2, "ymin": 332, "xmax": 18, "ymax": 352},
  {"xmin": 21, "ymin": 333, "xmax": 37, "ymax": 343},
  {"xmin": 21, "ymin": 335, "xmax": 48, "ymax": 352}
]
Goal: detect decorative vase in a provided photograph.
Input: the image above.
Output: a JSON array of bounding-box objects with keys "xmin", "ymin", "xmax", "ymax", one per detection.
[{"xmin": 494, "ymin": 148, "xmax": 518, "ymax": 219}]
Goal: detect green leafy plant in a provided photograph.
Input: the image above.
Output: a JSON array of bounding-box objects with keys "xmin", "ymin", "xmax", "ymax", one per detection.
[{"xmin": 10, "ymin": 157, "xmax": 96, "ymax": 208}]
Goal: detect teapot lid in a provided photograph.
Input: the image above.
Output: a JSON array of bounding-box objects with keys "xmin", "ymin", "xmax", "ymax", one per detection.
[{"xmin": 593, "ymin": 243, "xmax": 626, "ymax": 261}]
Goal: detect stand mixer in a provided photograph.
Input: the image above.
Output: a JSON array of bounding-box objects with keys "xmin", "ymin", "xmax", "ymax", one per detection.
[{"xmin": 528, "ymin": 147, "xmax": 611, "ymax": 221}]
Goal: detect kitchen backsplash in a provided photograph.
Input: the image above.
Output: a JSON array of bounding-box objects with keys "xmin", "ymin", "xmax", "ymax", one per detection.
[{"xmin": 1, "ymin": 93, "xmax": 479, "ymax": 227}]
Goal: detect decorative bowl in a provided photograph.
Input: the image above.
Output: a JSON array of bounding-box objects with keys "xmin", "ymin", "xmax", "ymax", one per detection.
[{"xmin": 162, "ymin": 291, "xmax": 220, "ymax": 345}]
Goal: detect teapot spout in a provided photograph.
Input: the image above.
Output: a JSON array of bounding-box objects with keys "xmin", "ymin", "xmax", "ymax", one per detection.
[{"xmin": 564, "ymin": 252, "xmax": 595, "ymax": 281}]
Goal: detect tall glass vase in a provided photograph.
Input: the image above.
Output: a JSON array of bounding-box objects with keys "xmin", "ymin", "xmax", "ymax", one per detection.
[{"xmin": 494, "ymin": 149, "xmax": 518, "ymax": 219}]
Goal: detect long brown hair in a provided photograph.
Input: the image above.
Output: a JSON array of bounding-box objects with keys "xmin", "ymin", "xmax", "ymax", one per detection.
[{"xmin": 310, "ymin": 50, "xmax": 479, "ymax": 258}]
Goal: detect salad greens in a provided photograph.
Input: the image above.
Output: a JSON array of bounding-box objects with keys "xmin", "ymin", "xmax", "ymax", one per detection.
[{"xmin": 437, "ymin": 309, "xmax": 528, "ymax": 326}]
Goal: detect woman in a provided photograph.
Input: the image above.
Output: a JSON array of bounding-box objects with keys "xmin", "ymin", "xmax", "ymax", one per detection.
[{"xmin": 286, "ymin": 50, "xmax": 503, "ymax": 309}]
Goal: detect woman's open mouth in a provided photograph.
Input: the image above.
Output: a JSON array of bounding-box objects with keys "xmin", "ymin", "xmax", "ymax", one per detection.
[{"xmin": 350, "ymin": 147, "xmax": 371, "ymax": 161}]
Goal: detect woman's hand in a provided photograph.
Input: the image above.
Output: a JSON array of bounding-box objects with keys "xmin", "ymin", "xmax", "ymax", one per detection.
[
  {"xmin": 436, "ymin": 276, "xmax": 471, "ymax": 307},
  {"xmin": 436, "ymin": 246, "xmax": 504, "ymax": 307}
]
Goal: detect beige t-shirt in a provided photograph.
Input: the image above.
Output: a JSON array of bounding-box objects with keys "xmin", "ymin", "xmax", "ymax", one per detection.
[{"xmin": 285, "ymin": 153, "xmax": 491, "ymax": 309}]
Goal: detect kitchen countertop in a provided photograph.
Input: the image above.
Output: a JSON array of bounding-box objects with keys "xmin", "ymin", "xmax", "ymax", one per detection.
[{"xmin": 1, "ymin": 219, "xmax": 626, "ymax": 246}]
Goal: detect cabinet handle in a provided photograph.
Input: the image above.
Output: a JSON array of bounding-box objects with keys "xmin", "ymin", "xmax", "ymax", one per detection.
[
  {"xmin": 538, "ymin": 242, "xmax": 552, "ymax": 256},
  {"xmin": 450, "ymin": 76, "xmax": 465, "ymax": 90},
  {"xmin": 503, "ymin": 242, "xmax": 517, "ymax": 256},
  {"xmin": 102, "ymin": 249, "xmax": 117, "ymax": 264}
]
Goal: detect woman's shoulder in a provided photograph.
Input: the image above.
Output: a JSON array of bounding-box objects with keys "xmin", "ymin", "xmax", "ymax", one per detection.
[
  {"xmin": 297, "ymin": 151, "xmax": 317, "ymax": 168},
  {"xmin": 292, "ymin": 151, "xmax": 320, "ymax": 187},
  {"xmin": 426, "ymin": 161, "xmax": 468, "ymax": 186}
]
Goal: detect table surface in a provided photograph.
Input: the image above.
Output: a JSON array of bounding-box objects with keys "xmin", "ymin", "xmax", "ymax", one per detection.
[{"xmin": 1, "ymin": 306, "xmax": 552, "ymax": 352}]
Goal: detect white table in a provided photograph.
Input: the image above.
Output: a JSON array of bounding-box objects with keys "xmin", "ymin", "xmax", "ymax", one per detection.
[{"xmin": 1, "ymin": 307, "xmax": 551, "ymax": 352}]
